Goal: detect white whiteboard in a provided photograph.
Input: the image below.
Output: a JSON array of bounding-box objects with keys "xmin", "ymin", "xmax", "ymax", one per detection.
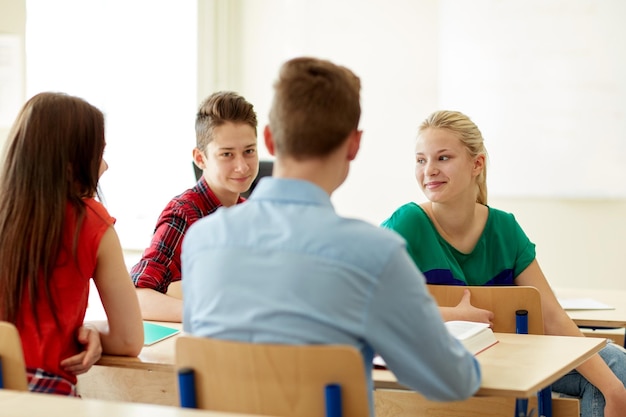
[{"xmin": 439, "ymin": 0, "xmax": 626, "ymax": 198}]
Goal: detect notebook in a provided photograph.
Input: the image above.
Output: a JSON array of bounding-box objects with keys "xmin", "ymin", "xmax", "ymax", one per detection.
[
  {"xmin": 143, "ymin": 322, "xmax": 180, "ymax": 346},
  {"xmin": 557, "ymin": 298, "xmax": 614, "ymax": 311}
]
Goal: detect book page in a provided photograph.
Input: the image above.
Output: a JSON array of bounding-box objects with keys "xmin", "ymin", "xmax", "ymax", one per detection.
[{"xmin": 445, "ymin": 321, "xmax": 490, "ymax": 340}]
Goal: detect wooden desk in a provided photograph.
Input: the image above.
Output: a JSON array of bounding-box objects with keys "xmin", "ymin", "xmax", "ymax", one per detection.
[
  {"xmin": 556, "ymin": 287, "xmax": 626, "ymax": 346},
  {"xmin": 556, "ymin": 288, "xmax": 626, "ymax": 328},
  {"xmin": 0, "ymin": 389, "xmax": 266, "ymax": 417},
  {"xmin": 81, "ymin": 285, "xmax": 181, "ymax": 405},
  {"xmin": 373, "ymin": 333, "xmax": 606, "ymax": 397},
  {"xmin": 77, "ymin": 322, "xmax": 181, "ymax": 405},
  {"xmin": 79, "ymin": 330, "xmax": 605, "ymax": 409}
]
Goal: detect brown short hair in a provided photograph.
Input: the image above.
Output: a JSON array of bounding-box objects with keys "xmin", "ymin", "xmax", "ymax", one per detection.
[
  {"xmin": 268, "ymin": 57, "xmax": 361, "ymax": 159},
  {"xmin": 195, "ymin": 91, "xmax": 258, "ymax": 151}
]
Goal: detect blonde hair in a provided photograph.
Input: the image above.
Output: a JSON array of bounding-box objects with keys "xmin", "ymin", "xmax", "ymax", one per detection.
[{"xmin": 419, "ymin": 110, "xmax": 488, "ymax": 205}]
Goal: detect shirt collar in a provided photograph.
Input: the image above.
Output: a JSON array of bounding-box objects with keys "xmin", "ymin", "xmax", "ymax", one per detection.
[
  {"xmin": 248, "ymin": 177, "xmax": 334, "ymax": 209},
  {"xmin": 196, "ymin": 176, "xmax": 246, "ymax": 206}
]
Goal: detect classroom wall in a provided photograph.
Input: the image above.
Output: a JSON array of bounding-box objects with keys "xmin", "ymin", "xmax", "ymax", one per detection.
[
  {"xmin": 491, "ymin": 197, "xmax": 626, "ymax": 291},
  {"xmin": 0, "ymin": 0, "xmax": 26, "ymax": 147},
  {"xmin": 229, "ymin": 0, "xmax": 626, "ymax": 291},
  {"xmin": 3, "ymin": 0, "xmax": 626, "ymax": 292}
]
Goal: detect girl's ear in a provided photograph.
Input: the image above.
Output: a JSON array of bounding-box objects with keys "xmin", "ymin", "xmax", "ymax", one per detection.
[{"xmin": 473, "ymin": 154, "xmax": 486, "ymax": 176}]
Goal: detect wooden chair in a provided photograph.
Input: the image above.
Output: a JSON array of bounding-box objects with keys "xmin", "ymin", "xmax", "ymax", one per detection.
[
  {"xmin": 374, "ymin": 285, "xmax": 579, "ymax": 417},
  {"xmin": 426, "ymin": 285, "xmax": 544, "ymax": 334},
  {"xmin": 0, "ymin": 321, "xmax": 28, "ymax": 390},
  {"xmin": 175, "ymin": 337, "xmax": 370, "ymax": 417}
]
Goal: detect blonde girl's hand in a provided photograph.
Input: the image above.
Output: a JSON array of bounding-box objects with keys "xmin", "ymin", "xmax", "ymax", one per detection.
[{"xmin": 454, "ymin": 289, "xmax": 495, "ymax": 327}]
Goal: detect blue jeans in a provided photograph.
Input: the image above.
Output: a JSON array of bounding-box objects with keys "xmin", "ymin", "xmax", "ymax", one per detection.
[{"xmin": 551, "ymin": 343, "xmax": 626, "ymax": 417}]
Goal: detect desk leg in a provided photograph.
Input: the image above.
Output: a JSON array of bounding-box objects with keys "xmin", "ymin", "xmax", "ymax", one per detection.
[
  {"xmin": 538, "ymin": 387, "xmax": 552, "ymax": 417},
  {"xmin": 515, "ymin": 398, "xmax": 528, "ymax": 417}
]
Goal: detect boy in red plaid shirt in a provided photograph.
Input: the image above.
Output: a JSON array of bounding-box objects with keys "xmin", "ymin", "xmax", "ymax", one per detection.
[{"xmin": 131, "ymin": 92, "xmax": 259, "ymax": 322}]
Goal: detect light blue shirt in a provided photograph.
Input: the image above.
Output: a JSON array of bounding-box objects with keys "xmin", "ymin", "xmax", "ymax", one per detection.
[{"xmin": 182, "ymin": 178, "xmax": 480, "ymax": 412}]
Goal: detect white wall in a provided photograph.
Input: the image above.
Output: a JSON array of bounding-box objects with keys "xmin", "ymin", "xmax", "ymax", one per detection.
[
  {"xmin": 438, "ymin": 0, "xmax": 626, "ymax": 199},
  {"xmin": 231, "ymin": 0, "xmax": 439, "ymax": 223},
  {"xmin": 0, "ymin": 0, "xmax": 25, "ymax": 146},
  {"xmin": 492, "ymin": 197, "xmax": 626, "ymax": 291},
  {"xmin": 226, "ymin": 0, "xmax": 626, "ymax": 291},
  {"xmin": 4, "ymin": 0, "xmax": 626, "ymax": 290},
  {"xmin": 231, "ymin": 0, "xmax": 626, "ymax": 221}
]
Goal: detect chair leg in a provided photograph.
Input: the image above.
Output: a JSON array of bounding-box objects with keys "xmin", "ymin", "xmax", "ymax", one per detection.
[
  {"xmin": 325, "ymin": 383, "xmax": 342, "ymax": 417},
  {"xmin": 177, "ymin": 368, "xmax": 197, "ymax": 408},
  {"xmin": 0, "ymin": 358, "xmax": 4, "ymax": 389}
]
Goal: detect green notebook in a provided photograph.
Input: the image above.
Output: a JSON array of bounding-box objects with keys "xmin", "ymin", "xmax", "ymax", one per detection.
[{"xmin": 143, "ymin": 322, "xmax": 180, "ymax": 346}]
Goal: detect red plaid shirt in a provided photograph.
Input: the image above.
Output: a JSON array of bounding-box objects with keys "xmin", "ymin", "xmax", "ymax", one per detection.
[
  {"xmin": 27, "ymin": 368, "xmax": 79, "ymax": 396},
  {"xmin": 131, "ymin": 177, "xmax": 244, "ymax": 292}
]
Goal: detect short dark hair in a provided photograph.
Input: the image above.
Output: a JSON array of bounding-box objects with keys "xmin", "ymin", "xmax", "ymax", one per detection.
[
  {"xmin": 195, "ymin": 91, "xmax": 258, "ymax": 151},
  {"xmin": 268, "ymin": 57, "xmax": 361, "ymax": 159}
]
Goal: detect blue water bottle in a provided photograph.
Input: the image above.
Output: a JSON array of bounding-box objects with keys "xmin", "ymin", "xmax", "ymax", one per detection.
[{"xmin": 516, "ymin": 309, "xmax": 529, "ymax": 335}]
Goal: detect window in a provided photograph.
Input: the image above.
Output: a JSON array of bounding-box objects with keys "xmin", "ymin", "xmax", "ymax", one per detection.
[{"xmin": 26, "ymin": 0, "xmax": 198, "ymax": 249}]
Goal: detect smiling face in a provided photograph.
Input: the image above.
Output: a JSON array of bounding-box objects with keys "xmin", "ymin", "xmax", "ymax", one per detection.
[
  {"xmin": 198, "ymin": 121, "xmax": 259, "ymax": 205},
  {"xmin": 415, "ymin": 127, "xmax": 484, "ymax": 204}
]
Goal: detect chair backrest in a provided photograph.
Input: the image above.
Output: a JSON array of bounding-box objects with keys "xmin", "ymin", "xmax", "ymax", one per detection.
[
  {"xmin": 0, "ymin": 321, "xmax": 28, "ymax": 390},
  {"xmin": 241, "ymin": 160, "xmax": 273, "ymax": 199},
  {"xmin": 175, "ymin": 336, "xmax": 370, "ymax": 417},
  {"xmin": 426, "ymin": 285, "xmax": 544, "ymax": 335}
]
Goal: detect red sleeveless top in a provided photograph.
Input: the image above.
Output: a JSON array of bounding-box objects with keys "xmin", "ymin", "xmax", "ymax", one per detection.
[{"xmin": 18, "ymin": 199, "xmax": 114, "ymax": 384}]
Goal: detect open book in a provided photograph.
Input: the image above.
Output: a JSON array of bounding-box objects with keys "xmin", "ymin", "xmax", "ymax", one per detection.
[
  {"xmin": 445, "ymin": 320, "xmax": 498, "ymax": 355},
  {"xmin": 373, "ymin": 320, "xmax": 497, "ymax": 368}
]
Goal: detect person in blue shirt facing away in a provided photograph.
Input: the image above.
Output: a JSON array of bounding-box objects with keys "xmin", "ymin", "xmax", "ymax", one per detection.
[
  {"xmin": 382, "ymin": 110, "xmax": 626, "ymax": 417},
  {"xmin": 182, "ymin": 57, "xmax": 481, "ymax": 414}
]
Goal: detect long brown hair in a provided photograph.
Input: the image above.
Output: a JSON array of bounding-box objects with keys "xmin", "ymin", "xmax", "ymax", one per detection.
[{"xmin": 0, "ymin": 92, "xmax": 105, "ymax": 329}]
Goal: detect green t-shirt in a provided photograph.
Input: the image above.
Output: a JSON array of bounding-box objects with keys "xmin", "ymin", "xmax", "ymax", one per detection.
[{"xmin": 381, "ymin": 203, "xmax": 536, "ymax": 286}]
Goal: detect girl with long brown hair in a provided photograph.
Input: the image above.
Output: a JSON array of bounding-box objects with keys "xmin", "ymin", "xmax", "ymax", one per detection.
[{"xmin": 0, "ymin": 92, "xmax": 143, "ymax": 395}]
